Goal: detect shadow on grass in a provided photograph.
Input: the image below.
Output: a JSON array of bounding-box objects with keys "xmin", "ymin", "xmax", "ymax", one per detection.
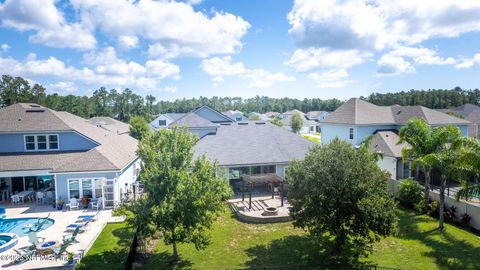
[
  {"xmin": 244, "ymin": 234, "xmax": 375, "ymax": 268},
  {"xmin": 143, "ymin": 251, "xmax": 192, "ymax": 270},
  {"xmin": 396, "ymin": 210, "xmax": 480, "ymax": 270},
  {"xmin": 77, "ymin": 227, "xmax": 134, "ymax": 270}
]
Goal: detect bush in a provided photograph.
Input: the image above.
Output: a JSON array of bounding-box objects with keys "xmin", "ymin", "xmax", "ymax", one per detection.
[
  {"xmin": 427, "ymin": 200, "xmax": 439, "ymax": 217},
  {"xmin": 444, "ymin": 205, "xmax": 457, "ymax": 223},
  {"xmin": 460, "ymin": 213, "xmax": 471, "ymax": 228},
  {"xmin": 398, "ymin": 178, "xmax": 423, "ymax": 209}
]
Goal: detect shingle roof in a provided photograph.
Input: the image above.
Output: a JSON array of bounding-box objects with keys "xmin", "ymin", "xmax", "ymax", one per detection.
[
  {"xmin": 0, "ymin": 103, "xmax": 73, "ymax": 132},
  {"xmin": 170, "ymin": 112, "xmax": 219, "ymax": 128},
  {"xmin": 88, "ymin": 116, "xmax": 130, "ymax": 134},
  {"xmin": 0, "ymin": 103, "xmax": 138, "ymax": 173},
  {"xmin": 438, "ymin": 104, "xmax": 480, "ymax": 124},
  {"xmin": 369, "ymin": 131, "xmax": 410, "ymax": 158},
  {"xmin": 193, "ymin": 122, "xmax": 314, "ymax": 166},
  {"xmin": 165, "ymin": 113, "xmax": 186, "ymax": 121},
  {"xmin": 324, "ymin": 98, "xmax": 471, "ymax": 125}
]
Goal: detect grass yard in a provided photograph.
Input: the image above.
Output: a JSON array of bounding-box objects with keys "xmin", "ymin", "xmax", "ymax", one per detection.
[
  {"xmin": 147, "ymin": 206, "xmax": 480, "ymax": 270},
  {"xmin": 77, "ymin": 222, "xmax": 134, "ymax": 270},
  {"xmin": 301, "ymin": 133, "xmax": 321, "ymax": 143}
]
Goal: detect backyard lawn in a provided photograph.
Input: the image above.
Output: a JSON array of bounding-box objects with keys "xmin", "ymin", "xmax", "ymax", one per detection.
[
  {"xmin": 146, "ymin": 206, "xmax": 480, "ymax": 270},
  {"xmin": 77, "ymin": 222, "xmax": 134, "ymax": 270}
]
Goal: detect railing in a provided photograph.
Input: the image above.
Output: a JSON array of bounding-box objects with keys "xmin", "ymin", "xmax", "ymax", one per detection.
[{"xmin": 237, "ymin": 264, "xmax": 400, "ymax": 270}]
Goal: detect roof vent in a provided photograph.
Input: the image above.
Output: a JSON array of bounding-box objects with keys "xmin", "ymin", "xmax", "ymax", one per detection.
[
  {"xmin": 30, "ymin": 104, "xmax": 41, "ymax": 108},
  {"xmin": 220, "ymin": 123, "xmax": 231, "ymax": 126},
  {"xmin": 255, "ymin": 122, "xmax": 266, "ymax": 125},
  {"xmin": 26, "ymin": 108, "xmax": 45, "ymax": 112},
  {"xmin": 238, "ymin": 122, "xmax": 248, "ymax": 125}
]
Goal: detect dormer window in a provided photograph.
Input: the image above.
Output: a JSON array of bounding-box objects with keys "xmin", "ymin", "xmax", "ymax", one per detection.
[
  {"xmin": 25, "ymin": 134, "xmax": 59, "ymax": 151},
  {"xmin": 159, "ymin": 120, "xmax": 167, "ymax": 126}
]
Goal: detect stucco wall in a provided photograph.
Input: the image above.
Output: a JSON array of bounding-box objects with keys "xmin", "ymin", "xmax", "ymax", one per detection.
[{"xmin": 0, "ymin": 131, "xmax": 97, "ymax": 153}]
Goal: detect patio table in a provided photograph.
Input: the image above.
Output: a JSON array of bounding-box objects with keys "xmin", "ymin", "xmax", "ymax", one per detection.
[
  {"xmin": 36, "ymin": 240, "xmax": 60, "ymax": 255},
  {"xmin": 15, "ymin": 191, "xmax": 34, "ymax": 203}
]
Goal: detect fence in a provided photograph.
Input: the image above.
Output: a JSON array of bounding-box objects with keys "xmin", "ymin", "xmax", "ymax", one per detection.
[
  {"xmin": 387, "ymin": 178, "xmax": 480, "ymax": 230},
  {"xmin": 237, "ymin": 264, "xmax": 400, "ymax": 270}
]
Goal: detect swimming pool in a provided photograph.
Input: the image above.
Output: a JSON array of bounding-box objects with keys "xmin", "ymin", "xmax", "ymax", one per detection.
[{"xmin": 0, "ymin": 218, "xmax": 55, "ymax": 237}]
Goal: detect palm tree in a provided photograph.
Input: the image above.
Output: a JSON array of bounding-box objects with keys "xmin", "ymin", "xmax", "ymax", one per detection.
[
  {"xmin": 398, "ymin": 119, "xmax": 437, "ymax": 213},
  {"xmin": 455, "ymin": 137, "xmax": 480, "ymax": 201}
]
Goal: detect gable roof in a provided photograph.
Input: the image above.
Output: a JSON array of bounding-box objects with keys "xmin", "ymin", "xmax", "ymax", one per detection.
[
  {"xmin": 193, "ymin": 105, "xmax": 234, "ymax": 123},
  {"xmin": 0, "ymin": 103, "xmax": 73, "ymax": 132},
  {"xmin": 0, "ymin": 103, "xmax": 138, "ymax": 173},
  {"xmin": 194, "ymin": 122, "xmax": 314, "ymax": 166},
  {"xmin": 169, "ymin": 112, "xmax": 218, "ymax": 128},
  {"xmin": 164, "ymin": 113, "xmax": 186, "ymax": 121},
  {"xmin": 369, "ymin": 131, "xmax": 410, "ymax": 158},
  {"xmin": 324, "ymin": 98, "xmax": 471, "ymax": 126}
]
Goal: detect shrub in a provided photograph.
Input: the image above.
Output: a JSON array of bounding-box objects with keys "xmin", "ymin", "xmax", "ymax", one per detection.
[
  {"xmin": 460, "ymin": 213, "xmax": 471, "ymax": 228},
  {"xmin": 444, "ymin": 205, "xmax": 457, "ymax": 223},
  {"xmin": 398, "ymin": 178, "xmax": 423, "ymax": 209},
  {"xmin": 427, "ymin": 200, "xmax": 439, "ymax": 217}
]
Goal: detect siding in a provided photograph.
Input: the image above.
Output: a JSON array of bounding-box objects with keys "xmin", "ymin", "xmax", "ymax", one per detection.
[
  {"xmin": 0, "ymin": 131, "xmax": 97, "ymax": 153},
  {"xmin": 55, "ymin": 171, "xmax": 117, "ymax": 201},
  {"xmin": 149, "ymin": 115, "xmax": 174, "ymax": 130}
]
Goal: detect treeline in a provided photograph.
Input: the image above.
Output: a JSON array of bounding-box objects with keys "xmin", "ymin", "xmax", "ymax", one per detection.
[
  {"xmin": 363, "ymin": 87, "xmax": 480, "ymax": 108},
  {"xmin": 1, "ymin": 75, "xmax": 479, "ymax": 123}
]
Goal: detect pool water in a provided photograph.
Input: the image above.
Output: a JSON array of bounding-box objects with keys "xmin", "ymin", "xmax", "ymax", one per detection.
[
  {"xmin": 0, "ymin": 218, "xmax": 54, "ymax": 237},
  {"xmin": 0, "ymin": 235, "xmax": 11, "ymax": 245}
]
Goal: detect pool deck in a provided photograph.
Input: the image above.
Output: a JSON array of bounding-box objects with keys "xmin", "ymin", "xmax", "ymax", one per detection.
[{"xmin": 0, "ymin": 203, "xmax": 113, "ymax": 269}]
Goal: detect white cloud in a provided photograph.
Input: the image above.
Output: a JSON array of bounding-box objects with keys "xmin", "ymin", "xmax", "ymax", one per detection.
[
  {"xmin": 0, "ymin": 44, "xmax": 9, "ymax": 52},
  {"xmin": 287, "ymin": 0, "xmax": 480, "ymax": 77},
  {"xmin": 161, "ymin": 86, "xmax": 178, "ymax": 93},
  {"xmin": 0, "ymin": 0, "xmax": 96, "ymax": 50},
  {"xmin": 0, "ymin": 49, "xmax": 180, "ymax": 93},
  {"xmin": 46, "ymin": 81, "xmax": 78, "ymax": 94},
  {"xmin": 118, "ymin": 35, "xmax": 139, "ymax": 50},
  {"xmin": 202, "ymin": 56, "xmax": 295, "ymax": 88},
  {"xmin": 377, "ymin": 54, "xmax": 415, "ymax": 76},
  {"xmin": 286, "ymin": 48, "xmax": 371, "ymax": 71},
  {"xmin": 455, "ymin": 53, "xmax": 480, "ymax": 69},
  {"xmin": 308, "ymin": 69, "xmax": 354, "ymax": 88},
  {"xmin": 71, "ymin": 0, "xmax": 250, "ymax": 59}
]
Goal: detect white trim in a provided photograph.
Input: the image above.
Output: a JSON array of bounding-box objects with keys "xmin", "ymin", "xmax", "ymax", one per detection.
[
  {"xmin": 194, "ymin": 105, "xmax": 234, "ymax": 123},
  {"xmin": 23, "ymin": 134, "xmax": 60, "ymax": 152},
  {"xmin": 67, "ymin": 177, "xmax": 106, "ymax": 200},
  {"xmin": 54, "ymin": 174, "xmax": 58, "ymax": 202},
  {"xmin": 53, "ymin": 170, "xmax": 119, "ymax": 175}
]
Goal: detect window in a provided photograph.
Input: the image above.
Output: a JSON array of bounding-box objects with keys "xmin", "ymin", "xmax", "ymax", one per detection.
[
  {"xmin": 25, "ymin": 136, "xmax": 35, "ymax": 150},
  {"xmin": 68, "ymin": 178, "xmax": 104, "ymax": 200},
  {"xmin": 349, "ymin": 128, "xmax": 354, "ymax": 140},
  {"xmin": 68, "ymin": 180, "xmax": 80, "ymax": 199},
  {"xmin": 25, "ymin": 134, "xmax": 59, "ymax": 151},
  {"xmin": 403, "ymin": 162, "xmax": 411, "ymax": 178},
  {"xmin": 236, "ymin": 117, "xmax": 242, "ymax": 121},
  {"xmin": 48, "ymin": 135, "xmax": 58, "ymax": 149},
  {"xmin": 159, "ymin": 120, "xmax": 167, "ymax": 126}
]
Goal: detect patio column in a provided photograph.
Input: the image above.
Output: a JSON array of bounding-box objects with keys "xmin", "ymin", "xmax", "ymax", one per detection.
[
  {"xmin": 271, "ymin": 183, "xmax": 274, "ymax": 199},
  {"xmin": 281, "ymin": 182, "xmax": 284, "ymax": 207}
]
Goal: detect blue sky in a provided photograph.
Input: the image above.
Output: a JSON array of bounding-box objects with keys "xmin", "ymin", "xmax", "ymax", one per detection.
[{"xmin": 0, "ymin": 0, "xmax": 479, "ymax": 101}]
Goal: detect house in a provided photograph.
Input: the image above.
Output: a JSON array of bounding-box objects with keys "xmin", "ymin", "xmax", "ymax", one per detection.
[
  {"xmin": 305, "ymin": 111, "xmax": 330, "ymax": 122},
  {"xmin": 248, "ymin": 112, "xmax": 269, "ymax": 121},
  {"xmin": 279, "ymin": 109, "xmax": 317, "ymax": 134},
  {"xmin": 321, "ymin": 98, "xmax": 472, "ymax": 180},
  {"xmin": 0, "ymin": 103, "xmax": 141, "ymax": 208},
  {"xmin": 149, "ymin": 105, "xmax": 234, "ymax": 138},
  {"xmin": 320, "ymin": 98, "xmax": 471, "ymax": 146},
  {"xmin": 222, "ymin": 110, "xmax": 248, "ymax": 122},
  {"xmin": 437, "ymin": 104, "xmax": 480, "ymax": 137},
  {"xmin": 193, "ymin": 121, "xmax": 314, "ymax": 186}
]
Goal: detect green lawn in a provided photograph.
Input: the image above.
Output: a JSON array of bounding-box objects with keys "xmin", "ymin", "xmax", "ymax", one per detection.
[
  {"xmin": 77, "ymin": 222, "xmax": 134, "ymax": 270},
  {"xmin": 147, "ymin": 207, "xmax": 480, "ymax": 270}
]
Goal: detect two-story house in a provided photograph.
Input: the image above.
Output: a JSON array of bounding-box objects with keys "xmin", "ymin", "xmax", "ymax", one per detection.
[
  {"xmin": 0, "ymin": 103, "xmax": 141, "ymax": 208},
  {"xmin": 320, "ymin": 98, "xmax": 472, "ymax": 180},
  {"xmin": 149, "ymin": 105, "xmax": 233, "ymax": 138}
]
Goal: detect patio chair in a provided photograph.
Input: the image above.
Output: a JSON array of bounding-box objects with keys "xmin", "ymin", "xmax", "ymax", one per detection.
[
  {"xmin": 62, "ymin": 227, "xmax": 80, "ymax": 245},
  {"xmin": 65, "ymin": 198, "xmax": 79, "ymax": 210},
  {"xmin": 10, "ymin": 195, "xmax": 20, "ymax": 204},
  {"xmin": 12, "ymin": 249, "xmax": 35, "ymax": 264},
  {"xmin": 65, "ymin": 219, "xmax": 89, "ymax": 233},
  {"xmin": 27, "ymin": 232, "xmax": 45, "ymax": 247},
  {"xmin": 90, "ymin": 197, "xmax": 103, "ymax": 210},
  {"xmin": 36, "ymin": 192, "xmax": 44, "ymax": 204}
]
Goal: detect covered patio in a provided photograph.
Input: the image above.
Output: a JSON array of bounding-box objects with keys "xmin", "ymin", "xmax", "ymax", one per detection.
[{"xmin": 241, "ymin": 173, "xmax": 285, "ymax": 210}]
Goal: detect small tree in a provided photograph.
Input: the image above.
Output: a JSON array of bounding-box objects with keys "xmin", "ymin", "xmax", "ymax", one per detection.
[
  {"xmin": 132, "ymin": 127, "xmax": 232, "ymax": 261},
  {"xmin": 290, "ymin": 112, "xmax": 303, "ymax": 134},
  {"xmin": 287, "ymin": 139, "xmax": 397, "ymax": 260},
  {"xmin": 398, "ymin": 178, "xmax": 423, "ymax": 209},
  {"xmin": 269, "ymin": 116, "xmax": 283, "ymax": 127},
  {"xmin": 129, "ymin": 116, "xmax": 151, "ymax": 140},
  {"xmin": 248, "ymin": 113, "xmax": 260, "ymax": 121}
]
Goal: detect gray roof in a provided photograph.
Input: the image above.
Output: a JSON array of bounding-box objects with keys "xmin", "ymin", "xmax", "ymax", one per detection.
[
  {"xmin": 88, "ymin": 116, "xmax": 130, "ymax": 134},
  {"xmin": 0, "ymin": 103, "xmax": 138, "ymax": 173},
  {"xmin": 438, "ymin": 104, "xmax": 480, "ymax": 124},
  {"xmin": 369, "ymin": 131, "xmax": 410, "ymax": 158},
  {"xmin": 194, "ymin": 122, "xmax": 315, "ymax": 166},
  {"xmin": 0, "ymin": 103, "xmax": 73, "ymax": 132},
  {"xmin": 165, "ymin": 113, "xmax": 186, "ymax": 121},
  {"xmin": 324, "ymin": 98, "xmax": 471, "ymax": 126},
  {"xmin": 170, "ymin": 112, "xmax": 218, "ymax": 128}
]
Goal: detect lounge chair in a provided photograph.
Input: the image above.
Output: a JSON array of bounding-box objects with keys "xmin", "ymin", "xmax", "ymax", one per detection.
[
  {"xmin": 65, "ymin": 219, "xmax": 89, "ymax": 233},
  {"xmin": 62, "ymin": 227, "xmax": 80, "ymax": 245},
  {"xmin": 27, "ymin": 232, "xmax": 45, "ymax": 247},
  {"xmin": 65, "ymin": 198, "xmax": 79, "ymax": 210},
  {"xmin": 12, "ymin": 249, "xmax": 35, "ymax": 264}
]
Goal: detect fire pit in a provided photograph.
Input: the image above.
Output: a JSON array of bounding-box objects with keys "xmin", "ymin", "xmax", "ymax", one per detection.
[{"xmin": 262, "ymin": 207, "xmax": 278, "ymax": 216}]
